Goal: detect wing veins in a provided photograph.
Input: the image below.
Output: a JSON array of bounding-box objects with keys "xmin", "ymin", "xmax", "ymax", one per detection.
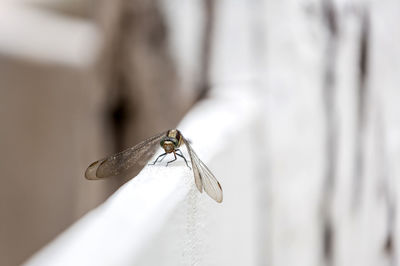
[
  {"xmin": 87, "ymin": 130, "xmax": 167, "ymax": 179},
  {"xmin": 184, "ymin": 139, "xmax": 223, "ymax": 203}
]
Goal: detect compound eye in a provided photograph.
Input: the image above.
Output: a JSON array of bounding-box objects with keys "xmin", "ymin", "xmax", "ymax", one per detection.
[
  {"xmin": 167, "ymin": 138, "xmax": 178, "ymax": 147},
  {"xmin": 173, "ymin": 139, "xmax": 179, "ymax": 147}
]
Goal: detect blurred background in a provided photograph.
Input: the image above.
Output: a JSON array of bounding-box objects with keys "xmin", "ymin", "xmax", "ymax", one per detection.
[{"xmin": 0, "ymin": 0, "xmax": 399, "ymax": 265}]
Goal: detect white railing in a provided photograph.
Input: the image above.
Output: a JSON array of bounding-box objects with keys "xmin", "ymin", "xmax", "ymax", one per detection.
[{"xmin": 25, "ymin": 87, "xmax": 265, "ymax": 266}]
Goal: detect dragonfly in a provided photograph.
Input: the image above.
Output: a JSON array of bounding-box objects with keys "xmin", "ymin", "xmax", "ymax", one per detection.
[{"xmin": 85, "ymin": 129, "xmax": 223, "ymax": 203}]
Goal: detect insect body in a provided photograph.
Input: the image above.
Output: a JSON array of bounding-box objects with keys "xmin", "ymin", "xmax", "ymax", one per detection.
[
  {"xmin": 85, "ymin": 129, "xmax": 223, "ymax": 203},
  {"xmin": 151, "ymin": 129, "xmax": 190, "ymax": 168},
  {"xmin": 162, "ymin": 129, "xmax": 183, "ymax": 152}
]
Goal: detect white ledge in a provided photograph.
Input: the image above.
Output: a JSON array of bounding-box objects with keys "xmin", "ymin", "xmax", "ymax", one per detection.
[
  {"xmin": 26, "ymin": 166, "xmax": 194, "ymax": 265},
  {"xmin": 25, "ymin": 87, "xmax": 262, "ymax": 266}
]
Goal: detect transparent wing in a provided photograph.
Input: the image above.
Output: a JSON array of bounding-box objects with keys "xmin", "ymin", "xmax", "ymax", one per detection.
[
  {"xmin": 184, "ymin": 138, "xmax": 223, "ymax": 203},
  {"xmin": 85, "ymin": 131, "xmax": 167, "ymax": 180},
  {"xmin": 183, "ymin": 138, "xmax": 203, "ymax": 193}
]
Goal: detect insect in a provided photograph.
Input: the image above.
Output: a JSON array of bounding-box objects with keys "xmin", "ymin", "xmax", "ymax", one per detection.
[{"xmin": 85, "ymin": 129, "xmax": 223, "ymax": 203}]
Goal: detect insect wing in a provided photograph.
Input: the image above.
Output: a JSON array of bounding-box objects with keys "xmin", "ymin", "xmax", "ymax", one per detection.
[
  {"xmin": 184, "ymin": 138, "xmax": 203, "ymax": 193},
  {"xmin": 184, "ymin": 139, "xmax": 223, "ymax": 203},
  {"xmin": 85, "ymin": 131, "xmax": 167, "ymax": 180}
]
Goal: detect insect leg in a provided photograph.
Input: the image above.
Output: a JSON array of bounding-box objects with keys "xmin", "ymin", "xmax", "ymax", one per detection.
[
  {"xmin": 176, "ymin": 149, "xmax": 191, "ymax": 163},
  {"xmin": 166, "ymin": 152, "xmax": 177, "ymax": 166},
  {"xmin": 176, "ymin": 149, "xmax": 184, "ymax": 157},
  {"xmin": 176, "ymin": 149, "xmax": 191, "ymax": 169},
  {"xmin": 158, "ymin": 153, "xmax": 168, "ymax": 162},
  {"xmin": 149, "ymin": 152, "xmax": 167, "ymax": 165}
]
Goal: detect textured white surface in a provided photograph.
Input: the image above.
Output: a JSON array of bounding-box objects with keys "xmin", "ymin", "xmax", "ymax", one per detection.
[
  {"xmin": 25, "ymin": 166, "xmax": 192, "ymax": 266},
  {"xmin": 24, "ymin": 88, "xmax": 262, "ymax": 266},
  {"xmin": 262, "ymin": 1, "xmax": 327, "ymax": 265}
]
